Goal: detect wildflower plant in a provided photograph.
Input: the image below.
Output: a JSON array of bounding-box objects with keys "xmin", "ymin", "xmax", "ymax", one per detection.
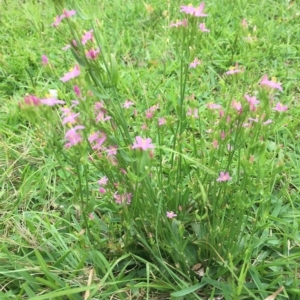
[{"xmin": 17, "ymin": 1, "xmax": 292, "ymax": 298}]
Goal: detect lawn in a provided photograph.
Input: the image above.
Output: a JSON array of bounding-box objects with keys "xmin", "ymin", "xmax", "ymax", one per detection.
[{"xmin": 1, "ymin": 0, "xmax": 300, "ymax": 299}]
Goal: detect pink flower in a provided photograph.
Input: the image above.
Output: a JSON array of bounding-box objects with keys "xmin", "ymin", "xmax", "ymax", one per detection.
[
  {"xmin": 199, "ymin": 23, "xmax": 210, "ymax": 32},
  {"xmin": 114, "ymin": 192, "xmax": 132, "ymax": 205},
  {"xmin": 145, "ymin": 109, "xmax": 154, "ymax": 119},
  {"xmin": 62, "ymin": 9, "xmax": 76, "ymax": 18},
  {"xmin": 24, "ymin": 95, "xmax": 41, "ymax": 106},
  {"xmin": 60, "ymin": 65, "xmax": 80, "ymax": 82},
  {"xmin": 86, "ymin": 48, "xmax": 100, "ymax": 60},
  {"xmin": 231, "ymin": 100, "xmax": 242, "ymax": 113},
  {"xmin": 62, "ymin": 44, "xmax": 71, "ymax": 51},
  {"xmin": 132, "ymin": 136, "xmax": 155, "ymax": 150},
  {"xmin": 96, "ymin": 111, "xmax": 111, "ymax": 122},
  {"xmin": 98, "ymin": 176, "xmax": 108, "ymax": 186},
  {"xmin": 189, "ymin": 57, "xmax": 201, "ymax": 68},
  {"xmin": 273, "ymin": 102, "xmax": 288, "ymax": 112},
  {"xmin": 194, "ymin": 3, "xmax": 208, "ymax": 17},
  {"xmin": 82, "ymin": 29, "xmax": 93, "ymax": 45},
  {"xmin": 260, "ymin": 75, "xmax": 283, "ymax": 91},
  {"xmin": 241, "ymin": 19, "xmax": 248, "ymax": 28},
  {"xmin": 180, "ymin": 5, "xmax": 195, "ymax": 15},
  {"xmin": 123, "ymin": 100, "xmax": 134, "ymax": 109},
  {"xmin": 187, "ymin": 108, "xmax": 199, "ymax": 118},
  {"xmin": 88, "ymin": 132, "xmax": 99, "ymax": 143},
  {"xmin": 212, "ymin": 139, "xmax": 218, "ymax": 149},
  {"xmin": 166, "ymin": 211, "xmax": 177, "ymax": 219},
  {"xmin": 62, "ymin": 112, "xmax": 80, "ymax": 125},
  {"xmin": 220, "ymin": 131, "xmax": 226, "ymax": 140},
  {"xmin": 170, "ymin": 19, "xmax": 187, "ymax": 28},
  {"xmin": 92, "ymin": 134, "xmax": 107, "ymax": 150},
  {"xmin": 65, "ymin": 125, "xmax": 85, "ymax": 148},
  {"xmin": 263, "ymin": 119, "xmax": 273, "ymax": 125},
  {"xmin": 225, "ymin": 63, "xmax": 243, "ymax": 75},
  {"xmin": 94, "ymin": 102, "xmax": 105, "ymax": 110},
  {"xmin": 52, "ymin": 16, "xmax": 63, "ymax": 27},
  {"xmin": 40, "ymin": 98, "xmax": 65, "ymax": 106},
  {"xmin": 99, "ymin": 187, "xmax": 106, "ymax": 194},
  {"xmin": 158, "ymin": 118, "xmax": 166, "ymax": 126},
  {"xmin": 41, "ymin": 55, "xmax": 49, "ymax": 66},
  {"xmin": 244, "ymin": 94, "xmax": 259, "ymax": 111},
  {"xmin": 107, "ymin": 145, "xmax": 118, "ymax": 156},
  {"xmin": 207, "ymin": 103, "xmax": 222, "ymax": 109},
  {"xmin": 74, "ymin": 85, "xmax": 81, "ymax": 97},
  {"xmin": 217, "ymin": 172, "xmax": 232, "ymax": 182}
]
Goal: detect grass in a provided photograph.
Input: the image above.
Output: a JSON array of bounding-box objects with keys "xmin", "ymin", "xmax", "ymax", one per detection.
[{"xmin": 1, "ymin": 0, "xmax": 300, "ymax": 299}]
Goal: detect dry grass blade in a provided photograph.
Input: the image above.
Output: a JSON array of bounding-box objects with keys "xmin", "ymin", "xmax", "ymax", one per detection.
[{"xmin": 263, "ymin": 287, "xmax": 285, "ymax": 300}]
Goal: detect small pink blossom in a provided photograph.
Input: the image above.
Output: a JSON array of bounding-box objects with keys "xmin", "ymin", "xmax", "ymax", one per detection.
[
  {"xmin": 132, "ymin": 136, "xmax": 155, "ymax": 150},
  {"xmin": 199, "ymin": 23, "xmax": 210, "ymax": 32},
  {"xmin": 220, "ymin": 131, "xmax": 226, "ymax": 140},
  {"xmin": 99, "ymin": 187, "xmax": 106, "ymax": 194},
  {"xmin": 62, "ymin": 9, "xmax": 76, "ymax": 18},
  {"xmin": 225, "ymin": 63, "xmax": 243, "ymax": 75},
  {"xmin": 166, "ymin": 211, "xmax": 177, "ymax": 219},
  {"xmin": 263, "ymin": 119, "xmax": 273, "ymax": 125},
  {"xmin": 107, "ymin": 145, "xmax": 118, "ymax": 156},
  {"xmin": 273, "ymin": 102, "xmax": 288, "ymax": 112},
  {"xmin": 158, "ymin": 118, "xmax": 166, "ymax": 126},
  {"xmin": 41, "ymin": 55, "xmax": 49, "ymax": 66},
  {"xmin": 189, "ymin": 57, "xmax": 201, "ymax": 68},
  {"xmin": 187, "ymin": 108, "xmax": 199, "ymax": 119},
  {"xmin": 94, "ymin": 102, "xmax": 105, "ymax": 110},
  {"xmin": 88, "ymin": 132, "xmax": 99, "ymax": 143},
  {"xmin": 82, "ymin": 29, "xmax": 93, "ymax": 45},
  {"xmin": 60, "ymin": 65, "xmax": 80, "ymax": 82},
  {"xmin": 52, "ymin": 16, "xmax": 62, "ymax": 27},
  {"xmin": 86, "ymin": 48, "xmax": 100, "ymax": 60},
  {"xmin": 241, "ymin": 18, "xmax": 248, "ymax": 28},
  {"xmin": 92, "ymin": 134, "xmax": 107, "ymax": 150},
  {"xmin": 207, "ymin": 103, "xmax": 222, "ymax": 109},
  {"xmin": 145, "ymin": 109, "xmax": 154, "ymax": 119},
  {"xmin": 96, "ymin": 111, "xmax": 111, "ymax": 122},
  {"xmin": 88, "ymin": 213, "xmax": 95, "ymax": 220},
  {"xmin": 74, "ymin": 85, "xmax": 81, "ymax": 97},
  {"xmin": 260, "ymin": 75, "xmax": 283, "ymax": 92},
  {"xmin": 217, "ymin": 172, "xmax": 232, "ymax": 182},
  {"xmin": 180, "ymin": 5, "xmax": 195, "ymax": 15},
  {"xmin": 194, "ymin": 2, "xmax": 208, "ymax": 17},
  {"xmin": 40, "ymin": 98, "xmax": 65, "ymax": 106},
  {"xmin": 123, "ymin": 100, "xmax": 134, "ymax": 109},
  {"xmin": 62, "ymin": 44, "xmax": 71, "ymax": 51},
  {"xmin": 24, "ymin": 95, "xmax": 41, "ymax": 106},
  {"xmin": 98, "ymin": 176, "xmax": 108, "ymax": 186},
  {"xmin": 180, "ymin": 2, "xmax": 207, "ymax": 17},
  {"xmin": 170, "ymin": 19, "xmax": 187, "ymax": 28},
  {"xmin": 212, "ymin": 139, "xmax": 218, "ymax": 149},
  {"xmin": 141, "ymin": 124, "xmax": 148, "ymax": 130},
  {"xmin": 65, "ymin": 125, "xmax": 85, "ymax": 148},
  {"xmin": 244, "ymin": 94, "xmax": 259, "ymax": 111},
  {"xmin": 62, "ymin": 112, "xmax": 80, "ymax": 125},
  {"xmin": 231, "ymin": 100, "xmax": 242, "ymax": 113},
  {"xmin": 114, "ymin": 192, "xmax": 132, "ymax": 205}
]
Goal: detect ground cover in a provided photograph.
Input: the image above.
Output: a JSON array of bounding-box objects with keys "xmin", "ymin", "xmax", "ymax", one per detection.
[{"xmin": 1, "ymin": 0, "xmax": 300, "ymax": 299}]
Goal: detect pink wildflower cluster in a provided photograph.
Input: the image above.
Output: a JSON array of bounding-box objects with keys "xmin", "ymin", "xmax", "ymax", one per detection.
[
  {"xmin": 64, "ymin": 125, "xmax": 85, "ymax": 148},
  {"xmin": 52, "ymin": 9, "xmax": 76, "ymax": 27},
  {"xmin": 217, "ymin": 172, "xmax": 232, "ymax": 182},
  {"xmin": 114, "ymin": 192, "xmax": 132, "ymax": 205}
]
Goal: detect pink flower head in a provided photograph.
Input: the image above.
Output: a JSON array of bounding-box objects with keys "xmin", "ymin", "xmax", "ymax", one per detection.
[
  {"xmin": 62, "ymin": 9, "xmax": 76, "ymax": 18},
  {"xmin": 263, "ymin": 119, "xmax": 273, "ymax": 125},
  {"xmin": 123, "ymin": 100, "xmax": 134, "ymax": 109},
  {"xmin": 194, "ymin": 2, "xmax": 208, "ymax": 17},
  {"xmin": 60, "ymin": 65, "xmax": 80, "ymax": 82},
  {"xmin": 145, "ymin": 109, "xmax": 154, "ymax": 119},
  {"xmin": 64, "ymin": 125, "xmax": 85, "ymax": 148},
  {"xmin": 158, "ymin": 118, "xmax": 166, "ymax": 126},
  {"xmin": 41, "ymin": 55, "xmax": 49, "ymax": 66},
  {"xmin": 170, "ymin": 19, "xmax": 187, "ymax": 28},
  {"xmin": 62, "ymin": 112, "xmax": 80, "ymax": 125},
  {"xmin": 132, "ymin": 136, "xmax": 155, "ymax": 151},
  {"xmin": 82, "ymin": 29, "xmax": 94, "ymax": 45},
  {"xmin": 166, "ymin": 211, "xmax": 177, "ymax": 219},
  {"xmin": 107, "ymin": 145, "xmax": 118, "ymax": 156},
  {"xmin": 114, "ymin": 192, "xmax": 132, "ymax": 205},
  {"xmin": 24, "ymin": 95, "xmax": 41, "ymax": 106},
  {"xmin": 96, "ymin": 111, "xmax": 111, "ymax": 123},
  {"xmin": 212, "ymin": 139, "xmax": 218, "ymax": 149},
  {"xmin": 88, "ymin": 131, "xmax": 99, "ymax": 143},
  {"xmin": 231, "ymin": 100, "xmax": 242, "ymax": 113},
  {"xmin": 260, "ymin": 75, "xmax": 283, "ymax": 92},
  {"xmin": 217, "ymin": 172, "xmax": 232, "ymax": 182},
  {"xmin": 180, "ymin": 4, "xmax": 195, "ymax": 15},
  {"xmin": 98, "ymin": 176, "xmax": 108, "ymax": 186},
  {"xmin": 199, "ymin": 23, "xmax": 210, "ymax": 32},
  {"xmin": 225, "ymin": 63, "xmax": 243, "ymax": 75},
  {"xmin": 86, "ymin": 48, "xmax": 100, "ymax": 60},
  {"xmin": 94, "ymin": 101, "xmax": 105, "ymax": 110},
  {"xmin": 207, "ymin": 103, "xmax": 222, "ymax": 110},
  {"xmin": 74, "ymin": 85, "xmax": 81, "ymax": 97},
  {"xmin": 273, "ymin": 102, "xmax": 288, "ymax": 112},
  {"xmin": 244, "ymin": 94, "xmax": 259, "ymax": 111},
  {"xmin": 187, "ymin": 108, "xmax": 199, "ymax": 119},
  {"xmin": 92, "ymin": 133, "xmax": 107, "ymax": 150},
  {"xmin": 189, "ymin": 57, "xmax": 201, "ymax": 68},
  {"xmin": 52, "ymin": 16, "xmax": 62, "ymax": 27},
  {"xmin": 40, "ymin": 98, "xmax": 65, "ymax": 106}
]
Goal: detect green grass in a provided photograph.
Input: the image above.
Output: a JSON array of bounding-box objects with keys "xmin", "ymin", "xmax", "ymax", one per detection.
[{"xmin": 1, "ymin": 0, "xmax": 300, "ymax": 299}]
